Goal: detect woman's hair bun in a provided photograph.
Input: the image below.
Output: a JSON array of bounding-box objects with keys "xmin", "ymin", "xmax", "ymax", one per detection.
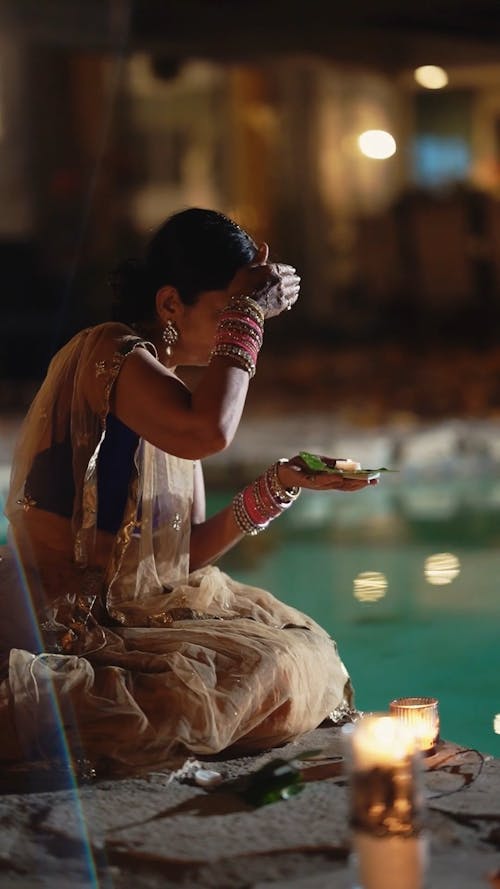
[
  {"xmin": 109, "ymin": 258, "xmax": 151, "ymax": 324},
  {"xmin": 108, "ymin": 208, "xmax": 257, "ymax": 325}
]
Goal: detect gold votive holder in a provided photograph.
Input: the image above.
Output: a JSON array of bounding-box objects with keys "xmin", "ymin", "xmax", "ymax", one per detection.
[{"xmin": 390, "ymin": 697, "xmax": 440, "ymax": 757}]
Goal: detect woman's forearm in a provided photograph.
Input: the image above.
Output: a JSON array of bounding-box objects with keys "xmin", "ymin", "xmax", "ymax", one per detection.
[
  {"xmin": 189, "ymin": 461, "xmax": 302, "ymax": 569},
  {"xmin": 189, "ymin": 504, "xmax": 245, "ymax": 570}
]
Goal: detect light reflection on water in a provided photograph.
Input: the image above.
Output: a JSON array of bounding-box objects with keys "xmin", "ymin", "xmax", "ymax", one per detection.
[
  {"xmin": 216, "ymin": 475, "xmax": 500, "ymax": 757},
  {"xmin": 424, "ymin": 552, "xmax": 461, "ymax": 585},
  {"xmin": 353, "ymin": 570, "xmax": 387, "ymax": 603}
]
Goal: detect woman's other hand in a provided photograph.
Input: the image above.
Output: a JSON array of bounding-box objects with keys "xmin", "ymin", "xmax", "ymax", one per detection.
[
  {"xmin": 277, "ymin": 456, "xmax": 379, "ymax": 493},
  {"xmin": 227, "ymin": 243, "xmax": 300, "ymax": 320}
]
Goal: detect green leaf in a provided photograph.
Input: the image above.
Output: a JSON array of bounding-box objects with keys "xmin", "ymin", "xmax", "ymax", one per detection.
[
  {"xmin": 225, "ymin": 749, "xmax": 325, "ymax": 807},
  {"xmin": 237, "ymin": 758, "xmax": 304, "ymax": 807},
  {"xmin": 298, "ymin": 451, "xmax": 329, "ymax": 471},
  {"xmin": 298, "ymin": 452, "xmax": 397, "ymax": 475}
]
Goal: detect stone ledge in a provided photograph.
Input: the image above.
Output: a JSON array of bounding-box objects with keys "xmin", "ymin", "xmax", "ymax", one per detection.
[{"xmin": 0, "ymin": 726, "xmax": 498, "ymax": 888}]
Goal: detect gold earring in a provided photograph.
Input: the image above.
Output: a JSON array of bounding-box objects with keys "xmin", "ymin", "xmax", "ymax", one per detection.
[{"xmin": 162, "ymin": 319, "xmax": 179, "ymax": 357}]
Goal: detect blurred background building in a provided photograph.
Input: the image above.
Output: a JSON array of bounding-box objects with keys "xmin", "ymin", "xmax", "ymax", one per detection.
[{"xmin": 1, "ymin": 0, "xmax": 500, "ymax": 418}]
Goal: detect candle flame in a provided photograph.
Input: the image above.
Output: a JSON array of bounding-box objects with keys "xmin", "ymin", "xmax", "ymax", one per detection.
[{"xmin": 352, "ymin": 714, "xmax": 416, "ymax": 767}]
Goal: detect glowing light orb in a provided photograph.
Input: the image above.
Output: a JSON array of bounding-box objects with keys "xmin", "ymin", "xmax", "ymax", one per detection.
[
  {"xmin": 494, "ymin": 714, "xmax": 500, "ymax": 735},
  {"xmin": 353, "ymin": 571, "xmax": 387, "ymax": 603},
  {"xmin": 357, "ymin": 130, "xmax": 396, "ymax": 160},
  {"xmin": 424, "ymin": 552, "xmax": 461, "ymax": 586},
  {"xmin": 414, "ymin": 65, "xmax": 449, "ymax": 89}
]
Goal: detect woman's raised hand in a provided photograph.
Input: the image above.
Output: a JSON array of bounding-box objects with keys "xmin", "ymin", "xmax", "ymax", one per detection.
[{"xmin": 227, "ymin": 243, "xmax": 301, "ymax": 320}]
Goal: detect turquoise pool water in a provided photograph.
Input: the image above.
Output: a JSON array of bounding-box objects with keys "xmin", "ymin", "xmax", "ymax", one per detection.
[
  {"xmin": 1, "ymin": 473, "xmax": 499, "ymax": 756},
  {"xmin": 214, "ymin": 475, "xmax": 500, "ymax": 757}
]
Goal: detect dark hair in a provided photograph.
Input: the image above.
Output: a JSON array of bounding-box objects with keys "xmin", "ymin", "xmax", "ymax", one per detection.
[{"xmin": 110, "ymin": 208, "xmax": 257, "ymax": 324}]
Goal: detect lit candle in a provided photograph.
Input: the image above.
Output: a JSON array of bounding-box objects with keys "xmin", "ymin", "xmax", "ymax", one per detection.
[
  {"xmin": 390, "ymin": 697, "xmax": 440, "ymax": 756},
  {"xmin": 346, "ymin": 714, "xmax": 428, "ymax": 889}
]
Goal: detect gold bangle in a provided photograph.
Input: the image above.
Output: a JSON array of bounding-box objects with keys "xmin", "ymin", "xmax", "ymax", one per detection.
[
  {"xmin": 228, "ymin": 294, "xmax": 265, "ymax": 324},
  {"xmin": 211, "ymin": 344, "xmax": 257, "ymax": 377},
  {"xmin": 267, "ymin": 459, "xmax": 301, "ymax": 502}
]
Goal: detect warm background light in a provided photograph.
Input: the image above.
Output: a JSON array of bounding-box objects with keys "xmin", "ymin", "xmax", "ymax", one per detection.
[
  {"xmin": 357, "ymin": 129, "xmax": 396, "ymax": 159},
  {"xmin": 414, "ymin": 65, "xmax": 449, "ymax": 89},
  {"xmin": 353, "ymin": 571, "xmax": 387, "ymax": 603},
  {"xmin": 494, "ymin": 714, "xmax": 500, "ymax": 734},
  {"xmin": 424, "ymin": 552, "xmax": 461, "ymax": 585}
]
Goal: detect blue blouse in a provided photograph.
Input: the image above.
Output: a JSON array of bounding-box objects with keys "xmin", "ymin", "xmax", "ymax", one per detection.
[
  {"xmin": 24, "ymin": 413, "xmax": 139, "ymax": 535},
  {"xmin": 96, "ymin": 413, "xmax": 139, "ymax": 534}
]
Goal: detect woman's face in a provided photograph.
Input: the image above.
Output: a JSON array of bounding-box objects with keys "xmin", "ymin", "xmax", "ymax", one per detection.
[{"xmin": 173, "ymin": 287, "xmax": 232, "ymax": 366}]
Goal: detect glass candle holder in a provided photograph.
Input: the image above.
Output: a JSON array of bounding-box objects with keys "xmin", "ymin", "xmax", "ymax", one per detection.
[
  {"xmin": 346, "ymin": 714, "xmax": 427, "ymax": 889},
  {"xmin": 389, "ymin": 697, "xmax": 440, "ymax": 757}
]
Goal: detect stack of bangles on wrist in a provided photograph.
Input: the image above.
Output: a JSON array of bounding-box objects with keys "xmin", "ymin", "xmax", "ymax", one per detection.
[
  {"xmin": 233, "ymin": 459, "xmax": 301, "ymax": 535},
  {"xmin": 210, "ymin": 294, "xmax": 264, "ymax": 378}
]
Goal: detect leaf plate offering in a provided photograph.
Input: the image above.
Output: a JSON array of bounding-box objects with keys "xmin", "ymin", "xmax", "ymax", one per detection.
[{"xmin": 298, "ymin": 451, "xmax": 397, "ymax": 481}]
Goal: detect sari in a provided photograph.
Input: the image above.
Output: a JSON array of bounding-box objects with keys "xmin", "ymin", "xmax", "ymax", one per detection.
[{"xmin": 0, "ymin": 322, "xmax": 353, "ymax": 771}]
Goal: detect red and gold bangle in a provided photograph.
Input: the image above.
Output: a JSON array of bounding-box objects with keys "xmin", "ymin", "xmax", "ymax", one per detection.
[
  {"xmin": 233, "ymin": 491, "xmax": 269, "ymax": 535},
  {"xmin": 215, "ymin": 328, "xmax": 261, "ymax": 356},
  {"xmin": 228, "ymin": 294, "xmax": 264, "ymax": 325},
  {"xmin": 245, "ymin": 482, "xmax": 281, "ymax": 525},
  {"xmin": 255, "ymin": 475, "xmax": 283, "ymax": 516},
  {"xmin": 242, "ymin": 486, "xmax": 270, "ymax": 526},
  {"xmin": 211, "ymin": 295, "xmax": 265, "ymax": 378},
  {"xmin": 232, "ymin": 461, "xmax": 301, "ymax": 537},
  {"xmin": 218, "ymin": 316, "xmax": 263, "ymax": 341}
]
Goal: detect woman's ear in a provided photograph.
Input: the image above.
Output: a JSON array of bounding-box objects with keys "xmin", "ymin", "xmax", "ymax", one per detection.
[
  {"xmin": 254, "ymin": 242, "xmax": 269, "ymax": 265},
  {"xmin": 155, "ymin": 285, "xmax": 182, "ymax": 324}
]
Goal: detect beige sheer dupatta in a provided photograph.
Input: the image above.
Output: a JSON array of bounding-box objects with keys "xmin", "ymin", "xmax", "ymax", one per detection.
[
  {"xmin": 2, "ymin": 322, "xmax": 353, "ymax": 768},
  {"xmin": 5, "ymin": 323, "xmax": 194, "ymax": 622}
]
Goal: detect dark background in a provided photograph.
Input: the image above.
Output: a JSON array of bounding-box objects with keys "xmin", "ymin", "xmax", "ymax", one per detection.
[{"xmin": 1, "ymin": 0, "xmax": 500, "ymax": 420}]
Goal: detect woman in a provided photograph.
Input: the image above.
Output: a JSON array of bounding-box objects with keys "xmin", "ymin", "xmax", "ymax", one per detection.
[{"xmin": 0, "ymin": 208, "xmax": 375, "ymax": 772}]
